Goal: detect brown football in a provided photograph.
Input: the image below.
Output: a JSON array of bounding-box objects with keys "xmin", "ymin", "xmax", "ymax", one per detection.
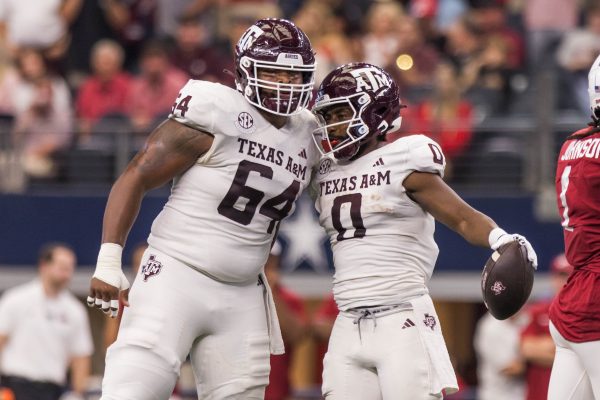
[{"xmin": 481, "ymin": 240, "xmax": 535, "ymax": 320}]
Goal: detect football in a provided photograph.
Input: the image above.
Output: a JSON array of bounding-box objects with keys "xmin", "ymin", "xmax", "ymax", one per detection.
[{"xmin": 481, "ymin": 240, "xmax": 535, "ymax": 320}]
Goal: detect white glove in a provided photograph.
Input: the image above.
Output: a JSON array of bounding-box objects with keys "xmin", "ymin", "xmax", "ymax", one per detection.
[
  {"xmin": 87, "ymin": 243, "xmax": 130, "ymax": 318},
  {"xmin": 489, "ymin": 227, "xmax": 538, "ymax": 269}
]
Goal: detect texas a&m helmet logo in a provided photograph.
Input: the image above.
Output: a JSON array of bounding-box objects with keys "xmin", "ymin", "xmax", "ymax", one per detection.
[
  {"xmin": 237, "ymin": 25, "xmax": 264, "ymax": 52},
  {"xmin": 350, "ymin": 67, "xmax": 393, "ymax": 93},
  {"xmin": 141, "ymin": 255, "xmax": 162, "ymax": 282}
]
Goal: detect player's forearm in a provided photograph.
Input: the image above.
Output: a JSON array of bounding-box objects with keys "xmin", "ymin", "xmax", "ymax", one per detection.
[
  {"xmin": 454, "ymin": 210, "xmax": 497, "ymax": 248},
  {"xmin": 102, "ymin": 171, "xmax": 146, "ymax": 245},
  {"xmin": 70, "ymin": 356, "xmax": 91, "ymax": 394}
]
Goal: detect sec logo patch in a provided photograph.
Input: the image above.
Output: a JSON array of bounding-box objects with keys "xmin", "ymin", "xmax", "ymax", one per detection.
[
  {"xmin": 235, "ymin": 112, "xmax": 256, "ymax": 133},
  {"xmin": 319, "ymin": 158, "xmax": 332, "ymax": 175}
]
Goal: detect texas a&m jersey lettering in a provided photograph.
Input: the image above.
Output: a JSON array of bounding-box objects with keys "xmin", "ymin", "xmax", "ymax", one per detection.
[
  {"xmin": 149, "ymin": 80, "xmax": 318, "ymax": 283},
  {"xmin": 314, "ymin": 135, "xmax": 445, "ymax": 309}
]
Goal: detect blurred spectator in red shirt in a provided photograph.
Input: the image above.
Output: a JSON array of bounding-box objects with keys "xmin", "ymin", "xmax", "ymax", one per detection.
[
  {"xmin": 76, "ymin": 39, "xmax": 132, "ymax": 143},
  {"xmin": 520, "ymin": 253, "xmax": 574, "ymax": 400},
  {"xmin": 264, "ymin": 241, "xmax": 308, "ymax": 400},
  {"xmin": 127, "ymin": 40, "xmax": 187, "ymax": 136},
  {"xmin": 169, "ymin": 15, "xmax": 230, "ymax": 83}
]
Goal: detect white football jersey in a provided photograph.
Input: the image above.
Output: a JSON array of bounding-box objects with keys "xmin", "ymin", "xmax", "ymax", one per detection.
[
  {"xmin": 314, "ymin": 135, "xmax": 446, "ymax": 310},
  {"xmin": 148, "ymin": 80, "xmax": 319, "ymax": 283}
]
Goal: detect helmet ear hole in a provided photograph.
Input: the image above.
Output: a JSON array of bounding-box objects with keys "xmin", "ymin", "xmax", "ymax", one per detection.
[{"xmin": 374, "ymin": 106, "xmax": 387, "ymax": 117}]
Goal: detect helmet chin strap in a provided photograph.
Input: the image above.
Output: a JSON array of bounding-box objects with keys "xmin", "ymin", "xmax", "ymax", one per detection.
[{"xmin": 593, "ymin": 107, "xmax": 600, "ymax": 126}]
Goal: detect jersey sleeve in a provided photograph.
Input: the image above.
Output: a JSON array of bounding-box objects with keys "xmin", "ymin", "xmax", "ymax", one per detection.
[
  {"xmin": 406, "ymin": 135, "xmax": 446, "ymax": 178},
  {"xmin": 169, "ymin": 80, "xmax": 221, "ymax": 133}
]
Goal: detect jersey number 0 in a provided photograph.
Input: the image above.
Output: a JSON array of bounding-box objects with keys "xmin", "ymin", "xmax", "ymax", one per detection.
[{"xmin": 332, "ymin": 193, "xmax": 366, "ymax": 241}]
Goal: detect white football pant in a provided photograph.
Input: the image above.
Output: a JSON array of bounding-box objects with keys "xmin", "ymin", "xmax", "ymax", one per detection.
[
  {"xmin": 549, "ymin": 321, "xmax": 600, "ymax": 400},
  {"xmin": 322, "ymin": 309, "xmax": 443, "ymax": 400},
  {"xmin": 100, "ymin": 247, "xmax": 270, "ymax": 400}
]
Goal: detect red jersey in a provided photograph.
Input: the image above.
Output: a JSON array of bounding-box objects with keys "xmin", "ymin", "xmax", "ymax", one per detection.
[
  {"xmin": 550, "ymin": 126, "xmax": 600, "ymax": 342},
  {"xmin": 265, "ymin": 285, "xmax": 306, "ymax": 400},
  {"xmin": 521, "ymin": 301, "xmax": 552, "ymax": 400}
]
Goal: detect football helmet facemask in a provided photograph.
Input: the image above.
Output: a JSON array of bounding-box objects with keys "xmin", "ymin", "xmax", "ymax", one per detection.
[
  {"xmin": 589, "ymin": 54, "xmax": 600, "ymax": 122},
  {"xmin": 312, "ymin": 63, "xmax": 403, "ymax": 160},
  {"xmin": 235, "ymin": 18, "xmax": 316, "ymax": 116}
]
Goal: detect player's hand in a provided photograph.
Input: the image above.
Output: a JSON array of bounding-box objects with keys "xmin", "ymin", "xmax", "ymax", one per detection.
[
  {"xmin": 87, "ymin": 243, "xmax": 130, "ymax": 318},
  {"xmin": 489, "ymin": 228, "xmax": 538, "ymax": 269}
]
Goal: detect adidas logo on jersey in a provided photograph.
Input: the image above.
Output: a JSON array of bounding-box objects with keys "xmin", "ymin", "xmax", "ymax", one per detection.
[
  {"xmin": 298, "ymin": 148, "xmax": 307, "ymax": 159},
  {"xmin": 372, "ymin": 157, "xmax": 385, "ymax": 167},
  {"xmin": 402, "ymin": 318, "xmax": 415, "ymax": 329}
]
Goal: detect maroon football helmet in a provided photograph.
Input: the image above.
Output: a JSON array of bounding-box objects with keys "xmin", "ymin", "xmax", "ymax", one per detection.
[
  {"xmin": 312, "ymin": 63, "xmax": 403, "ymax": 160},
  {"xmin": 235, "ymin": 18, "xmax": 316, "ymax": 116}
]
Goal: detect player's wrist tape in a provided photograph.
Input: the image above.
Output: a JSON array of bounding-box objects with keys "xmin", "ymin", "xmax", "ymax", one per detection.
[
  {"xmin": 93, "ymin": 243, "xmax": 126, "ymax": 288},
  {"xmin": 488, "ymin": 227, "xmax": 508, "ymax": 248}
]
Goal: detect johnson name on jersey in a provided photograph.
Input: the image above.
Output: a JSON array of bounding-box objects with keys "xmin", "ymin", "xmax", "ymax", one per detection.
[
  {"xmin": 314, "ymin": 135, "xmax": 446, "ymax": 310},
  {"xmin": 149, "ymin": 80, "xmax": 319, "ymax": 283},
  {"xmin": 555, "ymin": 128, "xmax": 600, "ymax": 270}
]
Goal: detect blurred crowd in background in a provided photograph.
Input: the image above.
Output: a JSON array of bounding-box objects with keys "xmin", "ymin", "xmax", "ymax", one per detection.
[{"xmin": 0, "ymin": 0, "xmax": 599, "ymax": 191}]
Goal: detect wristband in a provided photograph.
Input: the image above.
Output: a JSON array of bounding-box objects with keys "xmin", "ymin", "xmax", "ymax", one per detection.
[
  {"xmin": 93, "ymin": 243, "xmax": 125, "ymax": 288},
  {"xmin": 488, "ymin": 227, "xmax": 508, "ymax": 248}
]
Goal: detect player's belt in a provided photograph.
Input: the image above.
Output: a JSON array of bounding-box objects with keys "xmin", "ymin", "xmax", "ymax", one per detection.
[{"xmin": 345, "ymin": 303, "xmax": 412, "ymax": 340}]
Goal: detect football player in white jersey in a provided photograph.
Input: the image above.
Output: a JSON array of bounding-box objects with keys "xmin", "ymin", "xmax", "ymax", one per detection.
[
  {"xmin": 86, "ymin": 18, "xmax": 319, "ymax": 399},
  {"xmin": 310, "ymin": 63, "xmax": 538, "ymax": 400}
]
